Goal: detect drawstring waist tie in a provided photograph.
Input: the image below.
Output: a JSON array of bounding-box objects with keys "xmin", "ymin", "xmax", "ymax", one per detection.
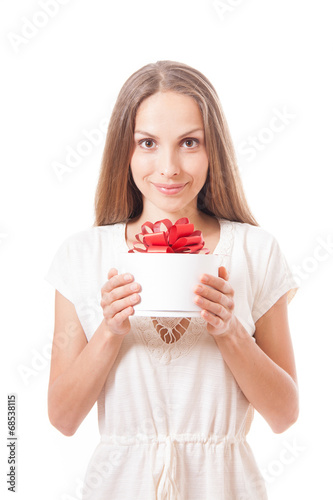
[{"xmin": 100, "ymin": 433, "xmax": 247, "ymax": 500}]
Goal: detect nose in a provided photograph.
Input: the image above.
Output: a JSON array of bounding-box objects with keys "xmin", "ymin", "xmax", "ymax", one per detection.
[{"xmin": 158, "ymin": 147, "xmax": 180, "ymax": 178}]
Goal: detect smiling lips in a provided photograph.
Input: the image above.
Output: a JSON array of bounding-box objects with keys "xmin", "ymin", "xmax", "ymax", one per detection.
[{"xmin": 152, "ymin": 183, "xmax": 187, "ymax": 195}]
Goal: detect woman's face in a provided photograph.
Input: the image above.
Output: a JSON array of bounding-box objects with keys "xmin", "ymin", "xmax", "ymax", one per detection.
[{"xmin": 130, "ymin": 91, "xmax": 209, "ymax": 220}]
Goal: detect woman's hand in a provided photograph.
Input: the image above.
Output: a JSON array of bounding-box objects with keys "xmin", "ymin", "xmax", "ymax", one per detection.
[
  {"xmin": 100, "ymin": 268, "xmax": 141, "ymax": 337},
  {"xmin": 193, "ymin": 266, "xmax": 237, "ymax": 338}
]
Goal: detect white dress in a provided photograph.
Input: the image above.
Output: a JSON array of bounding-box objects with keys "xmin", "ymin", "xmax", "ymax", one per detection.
[{"xmin": 45, "ymin": 218, "xmax": 299, "ymax": 499}]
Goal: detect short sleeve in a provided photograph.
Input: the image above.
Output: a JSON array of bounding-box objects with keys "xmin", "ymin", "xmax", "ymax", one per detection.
[
  {"xmin": 252, "ymin": 235, "xmax": 299, "ymax": 323},
  {"xmin": 44, "ymin": 237, "xmax": 74, "ymax": 303}
]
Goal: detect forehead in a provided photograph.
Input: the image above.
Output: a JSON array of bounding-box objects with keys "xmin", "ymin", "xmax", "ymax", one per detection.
[{"xmin": 135, "ymin": 91, "xmax": 204, "ymax": 131}]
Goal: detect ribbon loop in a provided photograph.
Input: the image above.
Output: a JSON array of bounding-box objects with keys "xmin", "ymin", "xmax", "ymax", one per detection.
[{"xmin": 128, "ymin": 218, "xmax": 210, "ymax": 254}]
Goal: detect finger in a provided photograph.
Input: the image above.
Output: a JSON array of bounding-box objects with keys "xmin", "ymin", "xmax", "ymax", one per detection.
[
  {"xmin": 113, "ymin": 306, "xmax": 135, "ymax": 325},
  {"xmin": 194, "ymin": 294, "xmax": 233, "ymax": 318},
  {"xmin": 101, "ymin": 281, "xmax": 141, "ymax": 305},
  {"xmin": 102, "ymin": 272, "xmax": 134, "ymax": 294},
  {"xmin": 108, "ymin": 306, "xmax": 135, "ymax": 334},
  {"xmin": 199, "ymin": 273, "xmax": 234, "ymax": 296},
  {"xmin": 218, "ymin": 266, "xmax": 229, "ymax": 281},
  {"xmin": 194, "ymin": 283, "xmax": 233, "ymax": 307},
  {"xmin": 194, "ymin": 283, "xmax": 220, "ymax": 302},
  {"xmin": 102, "ymin": 268, "xmax": 119, "ymax": 293},
  {"xmin": 104, "ymin": 293, "xmax": 141, "ymax": 318},
  {"xmin": 107, "ymin": 268, "xmax": 118, "ymax": 280},
  {"xmin": 194, "ymin": 289, "xmax": 234, "ymax": 313},
  {"xmin": 201, "ymin": 309, "xmax": 223, "ymax": 328}
]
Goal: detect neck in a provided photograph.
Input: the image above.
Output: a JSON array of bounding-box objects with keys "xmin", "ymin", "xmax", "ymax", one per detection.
[{"xmin": 138, "ymin": 203, "xmax": 210, "ymax": 230}]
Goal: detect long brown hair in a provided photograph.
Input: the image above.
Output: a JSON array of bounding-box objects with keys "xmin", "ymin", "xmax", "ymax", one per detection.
[{"xmin": 94, "ymin": 60, "xmax": 259, "ymax": 227}]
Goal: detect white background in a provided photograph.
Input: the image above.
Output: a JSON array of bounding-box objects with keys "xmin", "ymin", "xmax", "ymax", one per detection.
[{"xmin": 1, "ymin": 0, "xmax": 332, "ymax": 498}]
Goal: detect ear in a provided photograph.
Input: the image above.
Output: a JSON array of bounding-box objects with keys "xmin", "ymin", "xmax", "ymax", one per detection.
[{"xmin": 218, "ymin": 266, "xmax": 229, "ymax": 280}]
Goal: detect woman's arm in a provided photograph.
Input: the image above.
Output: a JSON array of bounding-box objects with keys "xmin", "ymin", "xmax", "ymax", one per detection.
[
  {"xmin": 48, "ymin": 269, "xmax": 141, "ymax": 436},
  {"xmin": 215, "ymin": 293, "xmax": 298, "ymax": 433},
  {"xmin": 194, "ymin": 267, "xmax": 299, "ymax": 434},
  {"xmin": 48, "ymin": 291, "xmax": 125, "ymax": 436}
]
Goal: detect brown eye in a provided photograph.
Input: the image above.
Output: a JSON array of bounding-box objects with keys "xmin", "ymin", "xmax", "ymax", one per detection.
[
  {"xmin": 183, "ymin": 138, "xmax": 199, "ymax": 148},
  {"xmin": 141, "ymin": 139, "xmax": 155, "ymax": 149}
]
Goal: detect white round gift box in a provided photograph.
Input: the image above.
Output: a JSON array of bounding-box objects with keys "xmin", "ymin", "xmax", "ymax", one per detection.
[{"xmin": 117, "ymin": 253, "xmax": 220, "ymax": 317}]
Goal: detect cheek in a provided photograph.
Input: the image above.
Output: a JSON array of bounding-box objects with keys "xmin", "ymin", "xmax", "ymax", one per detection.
[
  {"xmin": 130, "ymin": 152, "xmax": 152, "ymax": 180},
  {"xmin": 187, "ymin": 153, "xmax": 209, "ymax": 182}
]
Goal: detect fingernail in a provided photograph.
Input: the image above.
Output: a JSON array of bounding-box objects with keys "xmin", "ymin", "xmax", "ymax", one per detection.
[
  {"xmin": 201, "ymin": 275, "xmax": 208, "ymax": 283},
  {"xmin": 124, "ymin": 274, "xmax": 132, "ymax": 281}
]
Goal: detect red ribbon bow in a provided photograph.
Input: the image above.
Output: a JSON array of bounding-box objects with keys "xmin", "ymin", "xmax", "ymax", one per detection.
[{"xmin": 128, "ymin": 218, "xmax": 210, "ymax": 254}]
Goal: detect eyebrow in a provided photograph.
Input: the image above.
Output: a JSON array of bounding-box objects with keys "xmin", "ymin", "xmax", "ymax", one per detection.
[{"xmin": 134, "ymin": 128, "xmax": 204, "ymax": 140}]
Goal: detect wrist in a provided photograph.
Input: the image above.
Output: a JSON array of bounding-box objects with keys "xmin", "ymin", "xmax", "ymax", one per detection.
[
  {"xmin": 214, "ymin": 316, "xmax": 250, "ymax": 350},
  {"xmin": 101, "ymin": 319, "xmax": 127, "ymax": 342}
]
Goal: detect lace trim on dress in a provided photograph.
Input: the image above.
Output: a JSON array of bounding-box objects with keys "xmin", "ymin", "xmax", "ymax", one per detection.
[
  {"xmin": 132, "ymin": 315, "xmax": 208, "ymax": 365},
  {"xmin": 151, "ymin": 317, "xmax": 191, "ymax": 344}
]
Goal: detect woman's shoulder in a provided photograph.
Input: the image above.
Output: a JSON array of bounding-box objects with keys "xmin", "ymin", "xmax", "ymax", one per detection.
[
  {"xmin": 218, "ymin": 219, "xmax": 280, "ymax": 261},
  {"xmin": 56, "ymin": 223, "xmax": 125, "ymax": 253},
  {"xmin": 219, "ymin": 218, "xmax": 276, "ymax": 244}
]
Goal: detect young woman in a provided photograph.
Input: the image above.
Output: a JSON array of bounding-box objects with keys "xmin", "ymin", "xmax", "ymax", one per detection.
[{"xmin": 45, "ymin": 60, "xmax": 299, "ymax": 499}]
